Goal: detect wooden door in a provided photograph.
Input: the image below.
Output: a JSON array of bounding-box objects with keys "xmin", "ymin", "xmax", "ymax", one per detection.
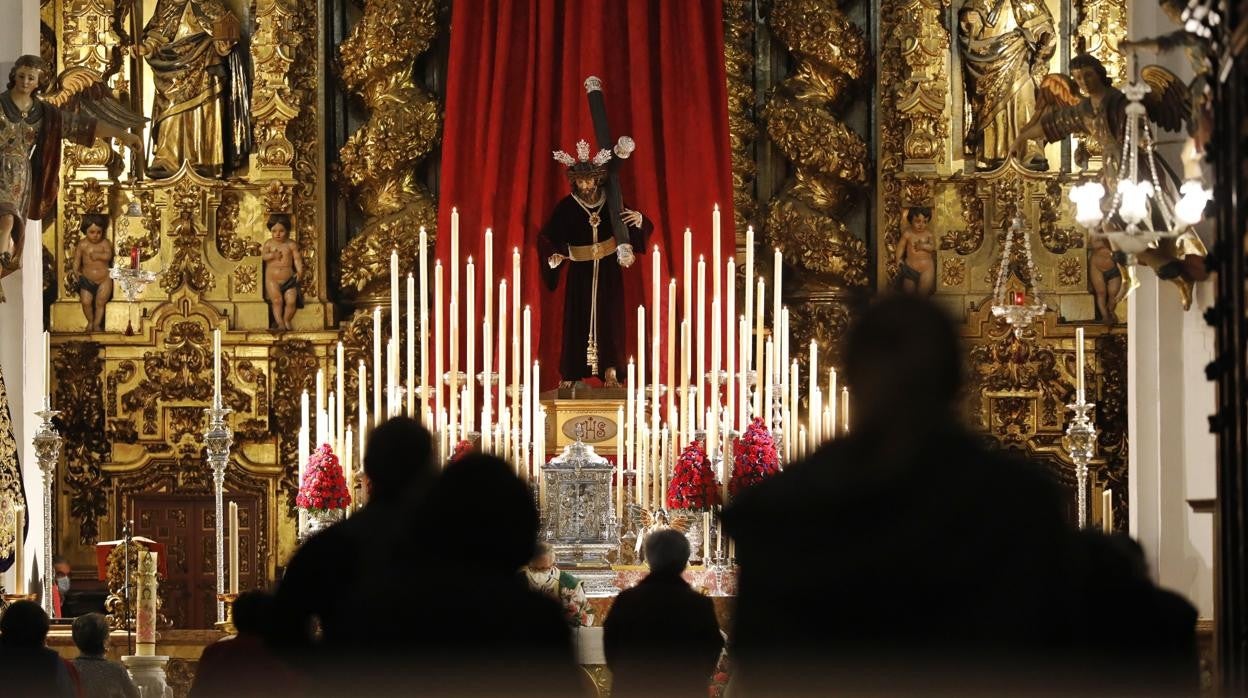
[{"xmin": 131, "ymin": 495, "xmax": 261, "ymax": 629}]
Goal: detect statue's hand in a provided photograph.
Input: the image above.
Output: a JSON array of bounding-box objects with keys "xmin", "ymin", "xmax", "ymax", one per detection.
[
  {"xmin": 119, "ymin": 132, "xmax": 143, "ymax": 152},
  {"xmin": 616, "ymin": 243, "xmax": 635, "ymax": 268},
  {"xmin": 620, "ymin": 209, "xmax": 643, "ymax": 228},
  {"xmin": 547, "ymin": 253, "xmax": 565, "ymax": 269}
]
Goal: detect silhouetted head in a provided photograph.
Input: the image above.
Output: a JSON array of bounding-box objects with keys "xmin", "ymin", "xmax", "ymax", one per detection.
[
  {"xmin": 844, "ymin": 295, "xmax": 963, "ymax": 429},
  {"xmin": 421, "ymin": 454, "xmax": 538, "ymax": 575},
  {"xmin": 231, "ymin": 590, "xmax": 275, "ymax": 637},
  {"xmin": 644, "ymin": 528, "xmax": 691, "ymax": 576},
  {"xmin": 364, "ymin": 417, "xmax": 434, "ymax": 503},
  {"xmin": 71, "ymin": 613, "xmax": 110, "ymax": 656},
  {"xmin": 0, "ymin": 600, "xmax": 50, "ymax": 648}
]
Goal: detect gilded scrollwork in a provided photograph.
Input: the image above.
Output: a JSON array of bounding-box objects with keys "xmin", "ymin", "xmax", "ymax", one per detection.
[
  {"xmin": 54, "ymin": 341, "xmax": 110, "ymax": 545},
  {"xmin": 941, "ymin": 257, "xmax": 967, "ymax": 287},
  {"xmin": 763, "ymin": 0, "xmax": 870, "ymax": 294},
  {"xmin": 160, "ymin": 179, "xmax": 215, "ymax": 294},
  {"xmin": 1058, "ymin": 257, "xmax": 1083, "ymax": 286},
  {"xmin": 269, "ymin": 339, "xmax": 318, "ymax": 507},
  {"xmin": 215, "ymin": 192, "xmax": 261, "ymax": 262},
  {"xmin": 1076, "ymin": 0, "xmax": 1129, "ymax": 85},
  {"xmin": 723, "ymin": 0, "xmax": 757, "ymax": 233},
  {"xmin": 336, "ymin": 0, "xmax": 441, "ymax": 297},
  {"xmin": 287, "ymin": 0, "xmax": 322, "ymax": 301},
  {"xmin": 885, "ymin": 0, "xmax": 951, "ymax": 168},
  {"xmin": 250, "ymin": 0, "xmax": 302, "ymax": 172},
  {"xmin": 1038, "ymin": 180, "xmax": 1086, "ymax": 255}
]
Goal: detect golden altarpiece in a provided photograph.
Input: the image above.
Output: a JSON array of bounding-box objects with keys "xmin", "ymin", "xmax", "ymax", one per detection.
[{"xmin": 33, "ymin": 0, "xmax": 1128, "ymax": 643}]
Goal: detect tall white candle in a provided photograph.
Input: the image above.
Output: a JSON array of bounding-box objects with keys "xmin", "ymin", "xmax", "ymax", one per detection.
[
  {"xmin": 372, "ymin": 307, "xmax": 382, "ymax": 424},
  {"xmin": 809, "ymin": 340, "xmax": 818, "ymax": 445},
  {"xmin": 228, "ymin": 502, "xmax": 239, "ymax": 594},
  {"xmin": 466, "ymin": 256, "xmax": 476, "ymax": 436},
  {"xmin": 449, "ymin": 299, "xmax": 459, "ymax": 442},
  {"xmin": 450, "ymin": 207, "xmax": 459, "ymax": 323},
  {"xmin": 841, "ymin": 385, "xmax": 850, "ymax": 433},
  {"xmin": 483, "ymin": 319, "xmax": 493, "ymax": 450},
  {"xmin": 667, "ymin": 279, "xmax": 677, "ymax": 425},
  {"xmin": 683, "ymin": 228, "xmax": 693, "ymax": 328},
  {"xmin": 744, "ymin": 226, "xmax": 755, "ymax": 375},
  {"xmin": 434, "ymin": 261, "xmax": 444, "ymax": 420},
  {"xmin": 327, "ymin": 392, "xmax": 336, "ymax": 452},
  {"xmin": 419, "ymin": 227, "xmax": 430, "ymax": 422},
  {"xmin": 773, "ymin": 248, "xmax": 783, "ymax": 334},
  {"xmin": 789, "ymin": 359, "xmax": 799, "ymax": 462},
  {"xmin": 709, "ymin": 297, "xmax": 721, "ymax": 457},
  {"xmin": 336, "ymin": 342, "xmax": 345, "ymax": 449},
  {"xmin": 212, "ymin": 328, "xmax": 221, "ymax": 409},
  {"xmin": 315, "ymin": 367, "xmax": 325, "ymax": 428},
  {"xmin": 343, "ymin": 426, "xmax": 354, "ymax": 509},
  {"xmin": 738, "ymin": 315, "xmax": 749, "ymax": 430},
  {"xmin": 532, "ymin": 361, "xmax": 541, "ymax": 480},
  {"xmin": 390, "ymin": 249, "xmax": 400, "ymax": 354},
  {"xmin": 696, "ymin": 255, "xmax": 706, "ymax": 431},
  {"xmin": 407, "ymin": 273, "xmax": 415, "ymax": 416},
  {"xmin": 616, "ymin": 405, "xmax": 625, "ymax": 515},
  {"xmin": 636, "ymin": 305, "xmax": 646, "ymax": 476},
  {"xmin": 764, "ymin": 338, "xmax": 774, "ymax": 429},
  {"xmin": 680, "ymin": 319, "xmax": 690, "ymax": 449},
  {"xmin": 298, "ymin": 390, "xmax": 310, "ymax": 486},
  {"xmin": 780, "ymin": 309, "xmax": 790, "ymax": 446},
  {"xmin": 523, "ymin": 307, "xmax": 533, "ymax": 475},
  {"xmin": 498, "ymin": 281, "xmax": 508, "ymax": 459},
  {"xmin": 358, "ymin": 361, "xmax": 367, "ymax": 459},
  {"xmin": 727, "ymin": 258, "xmax": 736, "ymax": 428},
  {"xmin": 1076, "ymin": 326, "xmax": 1086, "ymax": 402},
  {"xmin": 1103, "ymin": 489, "xmax": 1113, "ymax": 533},
  {"xmin": 829, "ymin": 368, "xmax": 838, "ymax": 438},
  {"xmin": 755, "ymin": 278, "xmax": 766, "ymax": 417},
  {"xmin": 484, "ymin": 230, "xmax": 494, "ymax": 385},
  {"xmin": 512, "ymin": 248, "xmax": 521, "ymax": 455},
  {"xmin": 712, "ymin": 204, "xmax": 722, "ymax": 325},
  {"xmin": 626, "ymin": 357, "xmax": 635, "ymax": 474},
  {"xmin": 386, "ymin": 340, "xmax": 397, "ymax": 419}
]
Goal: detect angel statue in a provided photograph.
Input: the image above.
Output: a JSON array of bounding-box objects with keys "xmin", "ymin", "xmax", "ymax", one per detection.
[
  {"xmin": 958, "ymin": 0, "xmax": 1057, "ymax": 168},
  {"xmin": 632, "ymin": 508, "xmax": 694, "ymax": 564},
  {"xmin": 130, "ymin": 0, "xmax": 251, "ymax": 177},
  {"xmin": 0, "ymin": 55, "xmax": 144, "ymax": 297},
  {"xmin": 1011, "ymin": 53, "xmax": 1208, "ymax": 309}
]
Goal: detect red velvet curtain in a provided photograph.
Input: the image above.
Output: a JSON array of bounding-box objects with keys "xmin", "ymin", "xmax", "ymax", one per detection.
[{"xmin": 438, "ymin": 0, "xmax": 734, "ymax": 388}]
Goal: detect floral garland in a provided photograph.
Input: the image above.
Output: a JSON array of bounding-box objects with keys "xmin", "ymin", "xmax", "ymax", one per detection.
[
  {"xmin": 296, "ymin": 443, "xmax": 351, "ymax": 512},
  {"xmin": 665, "ymin": 438, "xmax": 722, "ymax": 511},
  {"xmin": 729, "ymin": 417, "xmax": 780, "ymax": 497}
]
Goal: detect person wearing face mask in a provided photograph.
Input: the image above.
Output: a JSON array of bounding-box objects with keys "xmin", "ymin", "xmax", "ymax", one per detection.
[
  {"xmin": 540, "ymin": 139, "xmax": 652, "ymax": 388},
  {"xmin": 51, "ymin": 556, "xmax": 71, "ymax": 618}
]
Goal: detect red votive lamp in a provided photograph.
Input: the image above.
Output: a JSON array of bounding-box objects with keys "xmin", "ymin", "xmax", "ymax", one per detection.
[
  {"xmin": 1012, "ymin": 290, "xmax": 1025, "ymax": 305},
  {"xmin": 130, "ymin": 246, "xmax": 140, "ymax": 270}
]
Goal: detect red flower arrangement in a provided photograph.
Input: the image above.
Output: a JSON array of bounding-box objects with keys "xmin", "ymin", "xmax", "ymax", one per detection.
[
  {"xmin": 666, "ymin": 438, "xmax": 722, "ymax": 511},
  {"xmin": 296, "ymin": 443, "xmax": 351, "ymax": 512},
  {"xmin": 729, "ymin": 417, "xmax": 780, "ymax": 497},
  {"xmin": 449, "ymin": 439, "xmax": 475, "ymax": 463}
]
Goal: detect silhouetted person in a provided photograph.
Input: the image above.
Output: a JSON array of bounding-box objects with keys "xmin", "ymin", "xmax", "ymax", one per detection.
[
  {"xmin": 1068, "ymin": 531, "xmax": 1198, "ymax": 696},
  {"xmin": 724, "ymin": 295, "xmax": 1077, "ymax": 695},
  {"xmin": 365, "ymin": 453, "xmax": 584, "ymax": 696},
  {"xmin": 0, "ymin": 599, "xmax": 79, "ymax": 697},
  {"xmin": 190, "ymin": 591, "xmax": 299, "ymax": 698},
  {"xmin": 71, "ymin": 613, "xmax": 139, "ymax": 698},
  {"xmin": 271, "ymin": 416, "xmax": 435, "ymax": 657},
  {"xmin": 604, "ymin": 528, "xmax": 723, "ymax": 698}
]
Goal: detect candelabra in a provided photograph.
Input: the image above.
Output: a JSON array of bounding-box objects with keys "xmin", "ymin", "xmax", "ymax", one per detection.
[
  {"xmin": 990, "ymin": 216, "xmax": 1047, "ymax": 338},
  {"xmin": 203, "ymin": 405, "xmax": 233, "ymax": 623},
  {"xmin": 109, "ymin": 264, "xmax": 159, "ymax": 336},
  {"xmin": 32, "ymin": 400, "xmax": 61, "ymax": 616},
  {"xmin": 1063, "ymin": 399, "xmax": 1098, "ymax": 528}
]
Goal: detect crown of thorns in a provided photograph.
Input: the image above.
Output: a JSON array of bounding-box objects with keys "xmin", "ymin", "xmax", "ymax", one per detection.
[{"xmin": 553, "ymin": 137, "xmax": 635, "ymax": 178}]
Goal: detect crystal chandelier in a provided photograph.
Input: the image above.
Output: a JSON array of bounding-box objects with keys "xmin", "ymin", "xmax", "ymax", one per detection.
[
  {"xmin": 990, "ymin": 216, "xmax": 1047, "ymax": 337},
  {"xmin": 1068, "ymin": 67, "xmax": 1212, "ymax": 257}
]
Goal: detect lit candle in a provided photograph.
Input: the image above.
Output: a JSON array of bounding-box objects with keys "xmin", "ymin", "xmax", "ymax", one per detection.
[
  {"xmin": 390, "ymin": 249, "xmax": 400, "ymax": 357},
  {"xmin": 744, "ymin": 226, "xmax": 755, "ymax": 376},
  {"xmin": 667, "ymin": 279, "xmax": 677, "ymax": 425},
  {"xmin": 498, "ymin": 280, "xmax": 508, "ymax": 459},
  {"xmin": 336, "ymin": 342, "xmax": 345, "ymax": 449},
  {"xmin": 466, "ymin": 256, "xmax": 475, "ymax": 437},
  {"xmin": 434, "ymin": 261, "xmax": 444, "ymax": 420},
  {"xmin": 130, "ymin": 246, "xmax": 140, "ymax": 270},
  {"xmin": 616, "ymin": 405, "xmax": 625, "ymax": 516},
  {"xmin": 683, "ymin": 228, "xmax": 693, "ymax": 328},
  {"xmin": 419, "ymin": 227, "xmax": 430, "ymax": 423},
  {"xmin": 725, "ymin": 258, "xmax": 736, "ymax": 435},
  {"xmin": 212, "ymin": 328, "xmax": 221, "ymax": 409},
  {"xmin": 1102, "ymin": 489, "xmax": 1113, "ymax": 533},
  {"xmin": 696, "ymin": 255, "xmax": 706, "ymax": 431},
  {"xmin": 357, "ymin": 361, "xmax": 367, "ymax": 460},
  {"xmin": 228, "ymin": 502, "xmax": 239, "ymax": 594},
  {"xmin": 755, "ymin": 278, "xmax": 766, "ymax": 417},
  {"xmin": 1076, "ymin": 326, "xmax": 1086, "ymax": 403},
  {"xmin": 407, "ymin": 273, "xmax": 415, "ymax": 417},
  {"xmin": 372, "ymin": 307, "xmax": 382, "ymax": 424}
]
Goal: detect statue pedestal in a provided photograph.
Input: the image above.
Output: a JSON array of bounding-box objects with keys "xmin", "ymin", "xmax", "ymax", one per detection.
[
  {"xmin": 541, "ymin": 441, "xmax": 616, "ymax": 567},
  {"xmin": 122, "ymin": 654, "xmax": 170, "ymax": 698}
]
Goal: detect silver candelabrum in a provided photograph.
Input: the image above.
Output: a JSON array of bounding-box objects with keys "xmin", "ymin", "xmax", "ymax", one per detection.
[
  {"xmin": 203, "ymin": 405, "xmax": 233, "ymax": 623},
  {"xmin": 109, "ymin": 264, "xmax": 159, "ymax": 336},
  {"xmin": 33, "ymin": 399, "xmax": 62, "ymax": 616},
  {"xmin": 1063, "ymin": 399, "xmax": 1098, "ymax": 528}
]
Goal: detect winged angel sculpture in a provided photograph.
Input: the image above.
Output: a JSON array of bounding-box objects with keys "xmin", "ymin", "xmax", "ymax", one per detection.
[
  {"xmin": 0, "ymin": 55, "xmax": 145, "ymax": 297},
  {"xmin": 631, "ymin": 507, "xmax": 696, "ymax": 563},
  {"xmin": 1010, "ymin": 53, "xmax": 1207, "ymax": 310}
]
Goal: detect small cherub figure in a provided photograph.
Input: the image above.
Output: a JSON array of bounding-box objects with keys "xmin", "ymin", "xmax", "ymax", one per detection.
[
  {"xmin": 71, "ymin": 213, "xmax": 113, "ymax": 331},
  {"xmin": 1088, "ymin": 235, "xmax": 1124, "ymax": 325},
  {"xmin": 894, "ymin": 206, "xmax": 937, "ymax": 296},
  {"xmin": 261, "ymin": 214, "xmax": 302, "ymax": 331}
]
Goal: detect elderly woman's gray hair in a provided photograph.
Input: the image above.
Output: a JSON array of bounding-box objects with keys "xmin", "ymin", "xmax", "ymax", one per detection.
[
  {"xmin": 71, "ymin": 613, "xmax": 110, "ymax": 655},
  {"xmin": 644, "ymin": 528, "xmax": 691, "ymax": 575}
]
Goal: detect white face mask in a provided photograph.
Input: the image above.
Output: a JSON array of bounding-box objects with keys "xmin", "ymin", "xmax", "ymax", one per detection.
[{"xmin": 56, "ymin": 576, "xmax": 70, "ymax": 593}]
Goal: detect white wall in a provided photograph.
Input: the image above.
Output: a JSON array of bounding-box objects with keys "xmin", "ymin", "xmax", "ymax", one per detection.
[
  {"xmin": 0, "ymin": 1, "xmax": 49, "ymax": 601},
  {"xmin": 1126, "ymin": 5, "xmax": 1218, "ymax": 618}
]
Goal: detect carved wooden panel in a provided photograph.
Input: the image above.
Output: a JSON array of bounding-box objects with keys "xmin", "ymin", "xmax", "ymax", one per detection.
[{"xmin": 132, "ymin": 495, "xmax": 261, "ymax": 629}]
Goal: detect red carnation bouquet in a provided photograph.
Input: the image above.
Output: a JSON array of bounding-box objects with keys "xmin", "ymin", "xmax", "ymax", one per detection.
[
  {"xmin": 729, "ymin": 417, "xmax": 780, "ymax": 497},
  {"xmin": 666, "ymin": 438, "xmax": 722, "ymax": 511},
  {"xmin": 296, "ymin": 443, "xmax": 351, "ymax": 512},
  {"xmin": 449, "ymin": 439, "xmax": 475, "ymax": 463}
]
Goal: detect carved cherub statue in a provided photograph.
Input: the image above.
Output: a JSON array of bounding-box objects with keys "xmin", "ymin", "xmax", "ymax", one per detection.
[{"xmin": 1011, "ymin": 54, "xmax": 1208, "ymax": 309}]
